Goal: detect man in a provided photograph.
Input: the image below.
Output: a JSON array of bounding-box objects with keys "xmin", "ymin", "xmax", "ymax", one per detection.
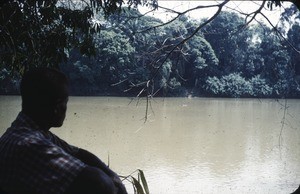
[{"xmin": 0, "ymin": 68, "xmax": 127, "ymax": 194}]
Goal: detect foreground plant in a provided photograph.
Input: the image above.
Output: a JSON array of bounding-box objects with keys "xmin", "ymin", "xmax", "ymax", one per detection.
[{"xmin": 121, "ymin": 169, "xmax": 150, "ymax": 194}]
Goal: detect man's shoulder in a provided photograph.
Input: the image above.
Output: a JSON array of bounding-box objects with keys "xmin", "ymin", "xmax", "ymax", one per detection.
[{"xmin": 0, "ymin": 126, "xmax": 48, "ymax": 147}]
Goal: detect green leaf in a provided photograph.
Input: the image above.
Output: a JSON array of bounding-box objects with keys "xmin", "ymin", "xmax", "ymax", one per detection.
[
  {"xmin": 132, "ymin": 176, "xmax": 145, "ymax": 194},
  {"xmin": 138, "ymin": 169, "xmax": 150, "ymax": 194}
]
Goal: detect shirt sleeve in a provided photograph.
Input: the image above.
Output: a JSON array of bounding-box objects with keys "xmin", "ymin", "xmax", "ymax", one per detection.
[
  {"xmin": 48, "ymin": 132, "xmax": 80, "ymax": 156},
  {"xmin": 16, "ymin": 134, "xmax": 87, "ymax": 194}
]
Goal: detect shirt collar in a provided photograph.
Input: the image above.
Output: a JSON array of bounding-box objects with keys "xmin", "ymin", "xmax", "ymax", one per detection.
[{"xmin": 11, "ymin": 111, "xmax": 42, "ymax": 132}]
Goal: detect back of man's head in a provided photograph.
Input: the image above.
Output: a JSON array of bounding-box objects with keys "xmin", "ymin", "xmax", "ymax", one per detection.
[{"xmin": 20, "ymin": 68, "xmax": 68, "ymax": 114}]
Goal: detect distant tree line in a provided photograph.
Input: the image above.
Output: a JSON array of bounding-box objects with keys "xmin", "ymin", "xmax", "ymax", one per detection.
[{"xmin": 1, "ymin": 7, "xmax": 300, "ymax": 98}]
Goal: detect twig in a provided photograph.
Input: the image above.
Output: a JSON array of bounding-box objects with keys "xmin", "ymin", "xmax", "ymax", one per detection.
[
  {"xmin": 111, "ymin": 78, "xmax": 128, "ymax": 86},
  {"xmin": 150, "ymin": 0, "xmax": 230, "ymax": 84},
  {"xmin": 227, "ymin": 1, "xmax": 300, "ymax": 54},
  {"xmin": 136, "ymin": 2, "xmax": 225, "ymax": 34},
  {"xmin": 244, "ymin": 1, "xmax": 266, "ymax": 27},
  {"xmin": 279, "ymin": 99, "xmax": 288, "ymax": 148},
  {"xmin": 130, "ymin": 0, "xmax": 230, "ymax": 123},
  {"xmin": 259, "ymin": 11, "xmax": 300, "ymax": 54}
]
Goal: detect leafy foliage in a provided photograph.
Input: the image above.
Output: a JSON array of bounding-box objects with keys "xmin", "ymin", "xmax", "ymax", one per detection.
[
  {"xmin": 0, "ymin": 0, "xmax": 158, "ymax": 72},
  {"xmin": 205, "ymin": 73, "xmax": 253, "ymax": 98},
  {"xmin": 121, "ymin": 169, "xmax": 150, "ymax": 194},
  {"xmin": 1, "ymin": 3, "xmax": 300, "ymax": 98}
]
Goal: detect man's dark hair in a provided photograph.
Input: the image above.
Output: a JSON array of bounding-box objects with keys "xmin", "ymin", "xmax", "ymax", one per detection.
[{"xmin": 20, "ymin": 68, "xmax": 68, "ymax": 112}]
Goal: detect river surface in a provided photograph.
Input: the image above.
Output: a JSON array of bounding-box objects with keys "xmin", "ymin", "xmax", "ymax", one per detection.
[{"xmin": 1, "ymin": 96, "xmax": 300, "ymax": 194}]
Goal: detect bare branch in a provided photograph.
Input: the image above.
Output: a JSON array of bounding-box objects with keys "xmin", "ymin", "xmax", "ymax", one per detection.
[
  {"xmin": 279, "ymin": 99, "xmax": 288, "ymax": 151},
  {"xmin": 260, "ymin": 13, "xmax": 300, "ymax": 54},
  {"xmin": 244, "ymin": 1, "xmax": 266, "ymax": 26},
  {"xmin": 137, "ymin": 1, "xmax": 228, "ymax": 34},
  {"xmin": 223, "ymin": 0, "xmax": 300, "ymax": 54},
  {"xmin": 149, "ymin": 0, "xmax": 230, "ymax": 83},
  {"xmin": 111, "ymin": 78, "xmax": 128, "ymax": 86},
  {"xmin": 127, "ymin": 1, "xmax": 231, "ymax": 123}
]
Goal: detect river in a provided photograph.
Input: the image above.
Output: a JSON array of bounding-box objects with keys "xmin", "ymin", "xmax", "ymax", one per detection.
[{"xmin": 1, "ymin": 96, "xmax": 300, "ymax": 194}]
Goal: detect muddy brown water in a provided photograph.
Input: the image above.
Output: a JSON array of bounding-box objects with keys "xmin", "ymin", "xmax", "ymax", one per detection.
[{"xmin": 1, "ymin": 96, "xmax": 300, "ymax": 194}]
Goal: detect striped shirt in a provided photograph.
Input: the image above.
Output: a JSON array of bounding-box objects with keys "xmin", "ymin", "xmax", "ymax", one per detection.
[{"xmin": 0, "ymin": 112, "xmax": 86, "ymax": 194}]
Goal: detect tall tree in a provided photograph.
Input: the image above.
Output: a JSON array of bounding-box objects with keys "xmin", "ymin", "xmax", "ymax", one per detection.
[
  {"xmin": 201, "ymin": 12, "xmax": 252, "ymax": 75},
  {"xmin": 0, "ymin": 0, "xmax": 157, "ymax": 72},
  {"xmin": 1, "ymin": 0, "xmax": 298, "ymax": 74}
]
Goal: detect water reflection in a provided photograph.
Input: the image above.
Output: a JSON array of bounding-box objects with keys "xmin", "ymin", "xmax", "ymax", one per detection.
[{"xmin": 1, "ymin": 96, "xmax": 300, "ymax": 193}]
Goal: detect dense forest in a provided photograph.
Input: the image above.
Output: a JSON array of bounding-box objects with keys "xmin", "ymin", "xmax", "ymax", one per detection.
[{"xmin": 1, "ymin": 6, "xmax": 300, "ymax": 98}]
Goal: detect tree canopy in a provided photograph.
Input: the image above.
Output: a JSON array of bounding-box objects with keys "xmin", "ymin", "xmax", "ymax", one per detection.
[
  {"xmin": 0, "ymin": 0, "xmax": 298, "ymax": 71},
  {"xmin": 0, "ymin": 0, "xmax": 157, "ymax": 72},
  {"xmin": 0, "ymin": 0, "xmax": 300, "ymax": 98}
]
